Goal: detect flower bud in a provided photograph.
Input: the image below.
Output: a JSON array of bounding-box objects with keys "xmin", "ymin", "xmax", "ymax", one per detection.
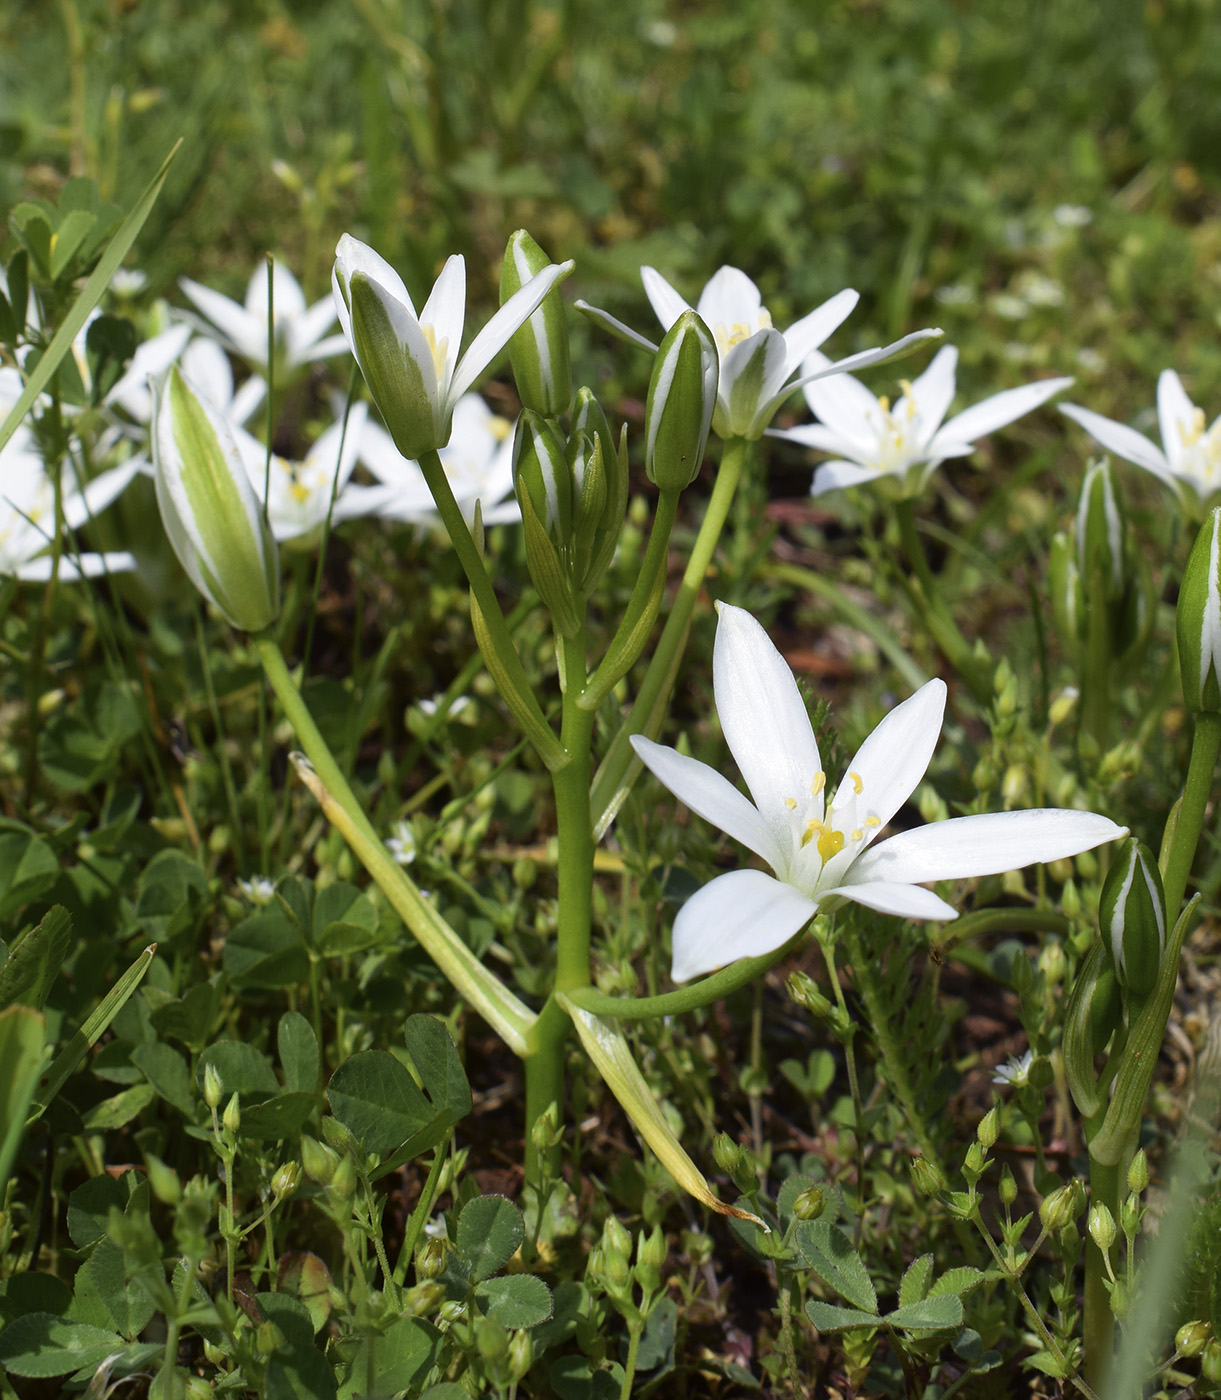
[
  {"xmin": 512, "ymin": 410, "xmax": 572, "ymax": 540},
  {"xmin": 417, "ymin": 1237, "xmax": 446, "ymax": 1280},
  {"xmin": 644, "ymin": 310, "xmax": 718, "ymax": 491},
  {"xmin": 1205, "ymin": 1338, "xmax": 1221, "ymax": 1382},
  {"xmin": 500, "ymin": 230, "xmax": 572, "ymax": 416},
  {"xmin": 144, "ymin": 1154, "xmax": 181, "ymax": 1207},
  {"xmin": 786, "ymin": 971, "xmax": 833, "ymax": 1020},
  {"xmin": 476, "ymin": 1314, "xmax": 509, "ymax": 1362},
  {"xmin": 1177, "ymin": 506, "xmax": 1221, "ymax": 713},
  {"xmin": 1087, "ymin": 1201, "xmax": 1116, "ymax": 1253},
  {"xmin": 713, "ymin": 1132, "xmax": 756, "ymax": 1193},
  {"xmin": 530, "ymin": 1100, "xmax": 562, "ymax": 1155},
  {"xmin": 153, "ymin": 367, "xmax": 280, "ymax": 631},
  {"xmin": 999, "ymin": 1165, "xmax": 1018, "ymax": 1208},
  {"xmin": 1127, "ymin": 1148, "xmax": 1149, "ymax": 1194},
  {"xmin": 1049, "ymin": 532, "xmax": 1083, "ymax": 645},
  {"xmin": 909, "ymin": 1154, "xmax": 947, "ymax": 1197},
  {"xmin": 792, "ymin": 1186, "xmax": 826, "ymax": 1221},
  {"xmin": 976, "ymin": 1108, "xmax": 1000, "ymax": 1150},
  {"xmin": 507, "ymin": 1328, "xmax": 533, "ymax": 1382},
  {"xmin": 1049, "ymin": 686, "xmax": 1080, "ymax": 729},
  {"xmin": 1100, "ymin": 839, "xmax": 1166, "ymax": 1004},
  {"xmin": 203, "ymin": 1062, "xmax": 224, "ymax": 1111},
  {"xmin": 1039, "ymin": 1183, "xmax": 1077, "ymax": 1233},
  {"xmin": 1176, "ymin": 1320, "xmax": 1211, "ymax": 1358},
  {"xmin": 1075, "ymin": 457, "xmax": 1125, "ymax": 602},
  {"xmin": 222, "ymin": 1093, "xmax": 241, "ymax": 1136},
  {"xmin": 1061, "ymin": 937, "xmax": 1121, "ymax": 1117},
  {"xmin": 405, "ymin": 1280, "xmax": 445, "ymax": 1316},
  {"xmin": 301, "ymin": 1135, "xmax": 339, "ymax": 1186},
  {"xmin": 271, "ymin": 1162, "xmax": 300, "ymax": 1198}
]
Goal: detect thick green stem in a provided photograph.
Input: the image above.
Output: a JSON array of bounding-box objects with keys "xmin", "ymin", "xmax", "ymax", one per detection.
[
  {"xmin": 1078, "ymin": 564, "xmax": 1112, "ymax": 760},
  {"xmin": 417, "ymin": 448, "xmax": 566, "ymax": 769},
  {"xmin": 590, "ymin": 436, "xmax": 751, "ymax": 834},
  {"xmin": 1083, "ymin": 1154, "xmax": 1120, "ymax": 1394},
  {"xmin": 1161, "ymin": 711, "xmax": 1221, "ymax": 921},
  {"xmin": 524, "ymin": 997, "xmax": 569, "ymax": 1183},
  {"xmin": 894, "ymin": 498, "xmax": 991, "ymax": 703},
  {"xmin": 253, "ymin": 630, "xmax": 536, "ymax": 1054}
]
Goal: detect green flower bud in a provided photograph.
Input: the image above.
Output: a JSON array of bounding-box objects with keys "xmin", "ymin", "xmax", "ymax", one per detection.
[
  {"xmin": 530, "ymin": 1100, "xmax": 562, "ymax": 1155},
  {"xmin": 977, "ymin": 1107, "xmax": 1000, "ymax": 1150},
  {"xmin": 153, "ymin": 367, "xmax": 280, "ymax": 631},
  {"xmin": 1176, "ymin": 1320, "xmax": 1211, "ymax": 1358},
  {"xmin": 1087, "ymin": 1200, "xmax": 1116, "ymax": 1253},
  {"xmin": 405, "ymin": 1280, "xmax": 445, "ymax": 1316},
  {"xmin": 963, "ymin": 1141, "xmax": 987, "ymax": 1179},
  {"xmin": 1061, "ymin": 937, "xmax": 1121, "ymax": 1117},
  {"xmin": 1127, "ymin": 1149, "xmax": 1149, "ymax": 1194},
  {"xmin": 1100, "ymin": 839, "xmax": 1166, "ymax": 1004},
  {"xmin": 222, "ymin": 1092, "xmax": 241, "ymax": 1136},
  {"xmin": 476, "ymin": 1314, "xmax": 509, "ymax": 1362},
  {"xmin": 644, "ymin": 310, "xmax": 718, "ymax": 491},
  {"xmin": 203, "ymin": 1062, "xmax": 224, "ymax": 1111},
  {"xmin": 1039, "ymin": 1183, "xmax": 1077, "ymax": 1233},
  {"xmin": 507, "ymin": 1328, "xmax": 534, "ymax": 1383},
  {"xmin": 301, "ymin": 1135, "xmax": 339, "ymax": 1186},
  {"xmin": 513, "ymin": 410, "xmax": 571, "ymax": 540},
  {"xmin": 602, "ymin": 1214, "xmax": 632, "ymax": 1264},
  {"xmin": 1178, "ymin": 506, "xmax": 1221, "ymax": 713},
  {"xmin": 786, "ymin": 971, "xmax": 834, "ymax": 1020},
  {"xmin": 793, "ymin": 1186, "xmax": 826, "ymax": 1221},
  {"xmin": 1119, "ymin": 1191, "xmax": 1141, "ymax": 1238},
  {"xmin": 909, "ymin": 1154, "xmax": 947, "ymax": 1198},
  {"xmin": 500, "ymin": 230, "xmax": 572, "ymax": 416},
  {"xmin": 330, "ymin": 1155, "xmax": 357, "ymax": 1201},
  {"xmin": 144, "ymin": 1153, "xmax": 181, "ymax": 1207},
  {"xmin": 1049, "ymin": 532, "xmax": 1083, "ymax": 645},
  {"xmin": 271, "ymin": 1162, "xmax": 300, "ymax": 1198},
  {"xmin": 712, "ymin": 1132, "xmax": 755, "ymax": 1193},
  {"xmin": 1204, "ymin": 1338, "xmax": 1221, "ymax": 1382},
  {"xmin": 1075, "ymin": 457, "xmax": 1125, "ymax": 602},
  {"xmin": 417, "ymin": 1237, "xmax": 446, "ymax": 1280},
  {"xmin": 999, "ymin": 1165, "xmax": 1018, "ymax": 1208}
]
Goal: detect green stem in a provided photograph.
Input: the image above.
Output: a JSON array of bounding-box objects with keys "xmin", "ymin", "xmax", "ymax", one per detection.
[
  {"xmin": 417, "ymin": 448, "xmax": 566, "ymax": 769},
  {"xmin": 590, "ymin": 436, "xmax": 751, "ymax": 835},
  {"xmin": 1083, "ymin": 1154, "xmax": 1120, "ymax": 1395},
  {"xmin": 894, "ymin": 498, "xmax": 991, "ymax": 703},
  {"xmin": 1078, "ymin": 564, "xmax": 1112, "ymax": 760},
  {"xmin": 1161, "ymin": 711, "xmax": 1221, "ymax": 920},
  {"xmin": 524, "ymin": 996, "xmax": 569, "ymax": 1183},
  {"xmin": 619, "ymin": 1322, "xmax": 644, "ymax": 1400},
  {"xmin": 818, "ymin": 933, "xmax": 867, "ymax": 1235},
  {"xmin": 253, "ymin": 630, "xmax": 537, "ymax": 1054},
  {"xmin": 392, "ymin": 1131, "xmax": 452, "ymax": 1286}
]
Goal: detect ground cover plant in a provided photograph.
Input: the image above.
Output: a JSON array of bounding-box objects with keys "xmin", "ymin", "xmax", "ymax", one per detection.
[{"xmin": 2, "ymin": 1, "xmax": 1221, "ymax": 1397}]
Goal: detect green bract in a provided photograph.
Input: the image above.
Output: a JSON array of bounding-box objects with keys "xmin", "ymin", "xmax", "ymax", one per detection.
[
  {"xmin": 1177, "ymin": 506, "xmax": 1221, "ymax": 713},
  {"xmin": 644, "ymin": 310, "xmax": 718, "ymax": 490},
  {"xmin": 1075, "ymin": 457, "xmax": 1125, "ymax": 601},
  {"xmin": 1100, "ymin": 838, "xmax": 1166, "ymax": 1004},
  {"xmin": 500, "ymin": 230, "xmax": 572, "ymax": 417},
  {"xmin": 152, "ymin": 366, "xmax": 280, "ymax": 631}
]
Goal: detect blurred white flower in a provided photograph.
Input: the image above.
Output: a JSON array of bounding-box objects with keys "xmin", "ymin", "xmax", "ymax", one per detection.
[
  {"xmin": 992, "ymin": 1050, "xmax": 1035, "ymax": 1087},
  {"xmin": 1052, "ymin": 205, "xmax": 1093, "ymax": 229},
  {"xmin": 418, "ymin": 693, "xmax": 471, "ymax": 718},
  {"xmin": 238, "ymin": 876, "xmax": 277, "ymax": 904},
  {"xmin": 774, "ymin": 345, "xmax": 1072, "ymax": 499},
  {"xmin": 386, "ymin": 821, "xmax": 417, "ymax": 866},
  {"xmin": 1062, "ymin": 370, "xmax": 1221, "ymax": 515},
  {"xmin": 181, "ymin": 260, "xmax": 346, "ymax": 375},
  {"xmin": 354, "ymin": 393, "xmax": 519, "ymax": 527}
]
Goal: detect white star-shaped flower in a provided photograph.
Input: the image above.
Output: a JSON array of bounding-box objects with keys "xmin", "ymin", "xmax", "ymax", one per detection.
[
  {"xmin": 632, "ymin": 605, "xmax": 1126, "ymax": 982},
  {"xmin": 774, "ymin": 345, "xmax": 1072, "ymax": 499},
  {"xmin": 1062, "ymin": 370, "xmax": 1221, "ymax": 515}
]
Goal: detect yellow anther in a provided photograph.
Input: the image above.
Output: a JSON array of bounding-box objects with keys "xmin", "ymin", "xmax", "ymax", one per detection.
[
  {"xmin": 800, "ymin": 819, "xmax": 822, "ymax": 849},
  {"xmin": 878, "ymin": 395, "xmax": 890, "ymax": 414},
  {"xmin": 810, "ymin": 771, "xmax": 826, "ymax": 796},
  {"xmin": 849, "ymin": 771, "xmax": 863, "ymax": 795},
  {"xmin": 785, "ymin": 797, "xmax": 798, "ymax": 810},
  {"xmin": 852, "ymin": 828, "xmax": 863, "ymax": 842},
  {"xmin": 865, "ymin": 815, "xmax": 881, "ymax": 828},
  {"xmin": 422, "ymin": 324, "xmax": 449, "ymax": 380},
  {"xmin": 289, "ymin": 481, "xmax": 311, "ymax": 505},
  {"xmin": 489, "ymin": 414, "xmax": 512, "ymax": 442},
  {"xmin": 817, "ymin": 827, "xmax": 845, "ymax": 863}
]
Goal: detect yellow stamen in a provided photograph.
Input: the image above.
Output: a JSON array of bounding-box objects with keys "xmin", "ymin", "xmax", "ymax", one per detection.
[
  {"xmin": 865, "ymin": 815, "xmax": 881, "ymax": 828},
  {"xmin": 878, "ymin": 395, "xmax": 890, "ymax": 413},
  {"xmin": 849, "ymin": 771, "xmax": 863, "ymax": 795},
  {"xmin": 852, "ymin": 828, "xmax": 863, "ymax": 842},
  {"xmin": 801, "ymin": 819, "xmax": 821, "ymax": 849},
  {"xmin": 810, "ymin": 771, "xmax": 826, "ymax": 796},
  {"xmin": 785, "ymin": 797, "xmax": 798, "ymax": 810}
]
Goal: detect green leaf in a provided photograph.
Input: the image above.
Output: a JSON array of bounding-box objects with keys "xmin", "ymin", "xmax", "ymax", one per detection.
[
  {"xmin": 805, "ymin": 1300, "xmax": 881, "ymax": 1333},
  {"xmin": 929, "ymin": 1266, "xmax": 985, "ymax": 1298},
  {"xmin": 794, "ymin": 1220, "xmax": 878, "ymax": 1314},
  {"xmin": 77, "ymin": 1239, "xmax": 157, "ymax": 1340},
  {"xmin": 0, "ymin": 825, "xmax": 60, "ymax": 924},
  {"xmin": 0, "ymin": 1314, "xmax": 126, "ymax": 1377},
  {"xmin": 224, "ymin": 912, "xmax": 309, "ymax": 989},
  {"xmin": 67, "ymin": 1176, "xmax": 126, "ymax": 1249},
  {"xmin": 279, "ymin": 1012, "xmax": 320, "ymax": 1095},
  {"xmin": 241, "ymin": 891, "xmax": 308, "ymax": 975},
  {"xmin": 0, "ymin": 907, "xmax": 71, "ymax": 1010},
  {"xmin": 197, "ymin": 1041, "xmax": 279, "ymax": 1103},
  {"xmin": 334, "ymin": 1317, "xmax": 438, "ymax": 1400},
  {"xmin": 265, "ymin": 1348, "xmax": 337, "ymax": 1400},
  {"xmin": 549, "ymin": 1355, "xmax": 624, "ymax": 1400},
  {"xmin": 326, "ymin": 1050, "xmax": 431, "ymax": 1158},
  {"xmin": 456, "ymin": 1195, "xmax": 524, "ymax": 1283},
  {"xmin": 256, "ymin": 1293, "xmax": 314, "ymax": 1351},
  {"xmin": 635, "ymin": 1294, "xmax": 678, "ymax": 1373},
  {"xmin": 239, "ymin": 1093, "xmax": 315, "ymax": 1141},
  {"xmin": 135, "ymin": 851, "xmax": 209, "ymax": 945},
  {"xmin": 39, "ymin": 681, "xmax": 142, "ymax": 792},
  {"xmin": 131, "ymin": 1042, "xmax": 195, "ymax": 1116},
  {"xmin": 313, "ymin": 883, "xmax": 380, "ymax": 958},
  {"xmin": 277, "ymin": 1253, "xmax": 332, "ymax": 1335},
  {"xmin": 48, "ymin": 209, "xmax": 96, "ymax": 280},
  {"xmin": 0, "ymin": 140, "xmax": 181, "ymax": 457},
  {"xmin": 898, "ymin": 1253, "xmax": 934, "ymax": 1308},
  {"xmin": 475, "ymin": 1274, "xmax": 553, "ymax": 1329},
  {"xmin": 148, "ymin": 979, "xmax": 221, "ymax": 1052},
  {"xmin": 886, "ymin": 1294, "xmax": 964, "ymax": 1331},
  {"xmin": 82, "ymin": 1082, "xmax": 156, "ymax": 1131},
  {"xmin": 10, "ymin": 207, "xmax": 52, "ymax": 277},
  {"xmin": 0, "ymin": 1006, "xmax": 47, "ymax": 1191},
  {"xmin": 404, "ymin": 1014, "xmax": 472, "ymax": 1120},
  {"xmin": 0, "ymin": 1274, "xmax": 72, "ymax": 1326}
]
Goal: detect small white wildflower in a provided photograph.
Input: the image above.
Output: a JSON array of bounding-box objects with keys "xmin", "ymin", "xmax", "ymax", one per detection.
[
  {"xmin": 238, "ymin": 876, "xmax": 276, "ymax": 905},
  {"xmin": 387, "ymin": 821, "xmax": 417, "ymax": 866},
  {"xmin": 1052, "ymin": 204, "xmax": 1093, "ymax": 229},
  {"xmin": 992, "ymin": 1050, "xmax": 1035, "ymax": 1087}
]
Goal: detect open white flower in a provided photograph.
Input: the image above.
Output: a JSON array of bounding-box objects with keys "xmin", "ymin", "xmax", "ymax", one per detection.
[
  {"xmin": 992, "ymin": 1049, "xmax": 1035, "ymax": 1087},
  {"xmin": 775, "ymin": 345, "xmax": 1072, "ymax": 498},
  {"xmin": 1061, "ymin": 371, "xmax": 1221, "ymax": 515},
  {"xmin": 332, "ymin": 234, "xmax": 573, "ymax": 460},
  {"xmin": 631, "ymin": 604, "xmax": 1126, "ymax": 982},
  {"xmin": 580, "ymin": 265, "xmax": 939, "ymax": 441},
  {"xmin": 181, "ymin": 260, "xmax": 346, "ymax": 375},
  {"xmin": 232, "ymin": 402, "xmax": 369, "ymax": 544},
  {"xmin": 0, "ymin": 370, "xmax": 138, "ymax": 580},
  {"xmin": 354, "ymin": 392, "xmax": 519, "ymax": 527}
]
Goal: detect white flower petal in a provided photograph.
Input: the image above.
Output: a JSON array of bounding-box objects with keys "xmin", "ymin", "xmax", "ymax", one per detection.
[
  {"xmin": 289, "ymin": 297, "xmax": 340, "ymax": 365},
  {"xmin": 771, "ymin": 423, "xmax": 863, "ymax": 456},
  {"xmin": 1157, "ymin": 369, "xmax": 1197, "ymax": 475},
  {"xmin": 574, "ymin": 299, "xmax": 660, "ymax": 354},
  {"xmin": 1060, "ymin": 404, "xmax": 1173, "ymax": 483},
  {"xmin": 335, "ymin": 235, "xmax": 417, "ymax": 317},
  {"xmin": 713, "ymin": 604, "xmax": 822, "ymax": 847},
  {"xmin": 449, "ymin": 261, "xmax": 572, "ymax": 407},
  {"xmin": 829, "ymin": 679, "xmax": 945, "ymax": 839},
  {"xmin": 809, "ymin": 461, "xmax": 881, "ymax": 495},
  {"xmin": 781, "ymin": 289, "xmax": 860, "ymax": 377},
  {"xmin": 181, "ymin": 337, "xmax": 236, "ymax": 413},
  {"xmin": 16, "ymin": 550, "xmax": 136, "ymax": 581},
  {"xmin": 938, "ymin": 375, "xmax": 1073, "ymax": 447},
  {"xmin": 906, "ymin": 344, "xmax": 958, "ymax": 440},
  {"xmin": 670, "ymin": 868, "xmax": 818, "ymax": 982},
  {"xmin": 823, "ymin": 879, "xmax": 958, "ymax": 921},
  {"xmin": 64, "ymin": 459, "xmax": 142, "ymax": 529},
  {"xmin": 850, "ymin": 809, "xmax": 1127, "ymax": 887},
  {"xmin": 420, "ymin": 254, "xmax": 466, "ymax": 395},
  {"xmin": 794, "ymin": 329, "xmax": 943, "ymax": 390},
  {"xmin": 630, "ymin": 735, "xmax": 784, "ymax": 872},
  {"xmin": 180, "ymin": 278, "xmax": 261, "ymax": 360},
  {"xmin": 696, "ymin": 266, "xmax": 765, "ymax": 339},
  {"xmin": 800, "ymin": 352, "xmax": 882, "ymax": 443},
  {"xmin": 641, "ymin": 266, "xmax": 693, "ymax": 333}
]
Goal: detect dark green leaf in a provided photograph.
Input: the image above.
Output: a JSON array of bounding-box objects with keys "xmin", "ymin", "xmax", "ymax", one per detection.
[
  {"xmin": 67, "ymin": 1176, "xmax": 125, "ymax": 1249},
  {"xmin": 549, "ymin": 1355, "xmax": 624, "ymax": 1400},
  {"xmin": 794, "ymin": 1220, "xmax": 877, "ymax": 1314},
  {"xmin": 134, "ymin": 850, "xmax": 209, "ymax": 945},
  {"xmin": 929, "ymin": 1266, "xmax": 985, "ymax": 1298},
  {"xmin": 0, "ymin": 825, "xmax": 60, "ymax": 924},
  {"xmin": 326, "ymin": 1050, "xmax": 431, "ymax": 1157},
  {"xmin": 886, "ymin": 1294, "xmax": 964, "ymax": 1331},
  {"xmin": 81, "ymin": 1082, "xmax": 155, "ymax": 1131},
  {"xmin": 0, "ymin": 1275, "xmax": 71, "ymax": 1326},
  {"xmin": 334, "ymin": 1318, "xmax": 438, "ymax": 1400},
  {"xmin": 0, "ymin": 1314, "xmax": 126, "ymax": 1377},
  {"xmin": 224, "ymin": 912, "xmax": 309, "ymax": 989},
  {"xmin": 256, "ymin": 1293, "xmax": 314, "ymax": 1351},
  {"xmin": 78, "ymin": 1239, "xmax": 157, "ymax": 1340},
  {"xmin": 404, "ymin": 1014, "xmax": 472, "ymax": 1120},
  {"xmin": 49, "ymin": 210, "xmax": 97, "ymax": 280},
  {"xmin": 148, "ymin": 979, "xmax": 221, "ymax": 1052},
  {"xmin": 898, "ymin": 1253, "xmax": 934, "ymax": 1307},
  {"xmin": 131, "ymin": 1042, "xmax": 195, "ymax": 1116},
  {"xmin": 0, "ymin": 906, "xmax": 70, "ymax": 1010},
  {"xmin": 239, "ymin": 1093, "xmax": 315, "ymax": 1141},
  {"xmin": 197, "ymin": 1041, "xmax": 279, "ymax": 1103},
  {"xmin": 279, "ymin": 1012, "xmax": 320, "ymax": 1095},
  {"xmin": 456, "ymin": 1195, "xmax": 524, "ymax": 1283},
  {"xmin": 265, "ymin": 1347, "xmax": 337, "ymax": 1400},
  {"xmin": 474, "ymin": 1274, "xmax": 552, "ymax": 1329},
  {"xmin": 805, "ymin": 1300, "xmax": 881, "ymax": 1332},
  {"xmin": 0, "ymin": 1005, "xmax": 45, "ymax": 1191}
]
